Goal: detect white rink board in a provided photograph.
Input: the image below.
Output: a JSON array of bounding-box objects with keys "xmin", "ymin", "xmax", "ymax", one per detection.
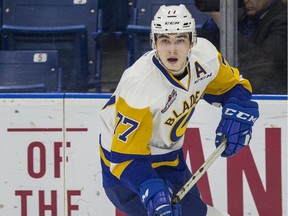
[{"xmin": 0, "ymin": 94, "xmax": 286, "ymax": 216}]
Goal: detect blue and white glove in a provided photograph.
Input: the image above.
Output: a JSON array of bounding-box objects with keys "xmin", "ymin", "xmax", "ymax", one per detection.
[
  {"xmin": 215, "ymin": 97, "xmax": 259, "ymax": 157},
  {"xmin": 140, "ymin": 178, "xmax": 181, "ymax": 216}
]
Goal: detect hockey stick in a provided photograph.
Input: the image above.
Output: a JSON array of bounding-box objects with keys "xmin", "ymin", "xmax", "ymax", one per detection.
[{"xmin": 172, "ymin": 140, "xmax": 227, "ymax": 204}]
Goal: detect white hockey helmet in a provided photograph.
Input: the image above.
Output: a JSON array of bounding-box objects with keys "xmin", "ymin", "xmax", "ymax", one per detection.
[{"xmin": 151, "ymin": 4, "xmax": 197, "ymax": 46}]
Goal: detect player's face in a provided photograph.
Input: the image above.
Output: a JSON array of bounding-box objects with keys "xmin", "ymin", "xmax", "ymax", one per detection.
[
  {"xmin": 155, "ymin": 33, "xmax": 192, "ymax": 74},
  {"xmin": 244, "ymin": 0, "xmax": 270, "ymax": 16}
]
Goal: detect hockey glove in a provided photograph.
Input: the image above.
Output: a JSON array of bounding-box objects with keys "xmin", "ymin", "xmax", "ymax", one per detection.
[
  {"xmin": 140, "ymin": 178, "xmax": 181, "ymax": 216},
  {"xmin": 215, "ymin": 97, "xmax": 259, "ymax": 157}
]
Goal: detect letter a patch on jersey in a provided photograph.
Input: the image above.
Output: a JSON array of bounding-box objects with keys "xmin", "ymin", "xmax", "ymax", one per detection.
[{"xmin": 195, "ymin": 62, "xmax": 207, "ymax": 78}]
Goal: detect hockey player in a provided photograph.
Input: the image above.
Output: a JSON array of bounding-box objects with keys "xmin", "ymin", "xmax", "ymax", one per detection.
[{"xmin": 99, "ymin": 4, "xmax": 259, "ymax": 216}]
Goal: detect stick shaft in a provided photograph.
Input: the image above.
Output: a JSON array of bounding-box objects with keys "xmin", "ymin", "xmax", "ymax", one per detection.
[{"xmin": 172, "ymin": 140, "xmax": 227, "ymax": 204}]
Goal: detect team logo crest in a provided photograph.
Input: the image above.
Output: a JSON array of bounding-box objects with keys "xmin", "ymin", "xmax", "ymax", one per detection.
[{"xmin": 161, "ymin": 89, "xmax": 177, "ymax": 113}]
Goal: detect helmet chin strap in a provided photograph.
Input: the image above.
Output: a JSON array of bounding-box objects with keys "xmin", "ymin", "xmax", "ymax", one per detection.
[{"xmin": 154, "ymin": 48, "xmax": 191, "ymax": 76}]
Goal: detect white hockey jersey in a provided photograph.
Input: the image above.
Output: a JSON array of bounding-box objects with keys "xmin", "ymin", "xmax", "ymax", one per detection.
[{"xmin": 99, "ymin": 38, "xmax": 251, "ymax": 190}]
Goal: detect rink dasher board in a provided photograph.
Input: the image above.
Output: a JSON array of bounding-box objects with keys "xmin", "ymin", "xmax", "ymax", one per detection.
[{"xmin": 0, "ymin": 93, "xmax": 286, "ymax": 216}]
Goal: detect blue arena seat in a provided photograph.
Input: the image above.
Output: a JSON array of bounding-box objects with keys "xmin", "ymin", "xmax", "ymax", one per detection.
[
  {"xmin": 0, "ymin": 50, "xmax": 62, "ymax": 93},
  {"xmin": 1, "ymin": 0, "xmax": 99, "ymax": 92},
  {"xmin": 99, "ymin": 0, "xmax": 130, "ymax": 35},
  {"xmin": 127, "ymin": 0, "xmax": 210, "ymax": 65}
]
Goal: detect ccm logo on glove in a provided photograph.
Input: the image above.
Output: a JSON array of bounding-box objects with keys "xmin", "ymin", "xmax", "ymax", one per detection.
[{"xmin": 224, "ymin": 108, "xmax": 258, "ymax": 123}]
